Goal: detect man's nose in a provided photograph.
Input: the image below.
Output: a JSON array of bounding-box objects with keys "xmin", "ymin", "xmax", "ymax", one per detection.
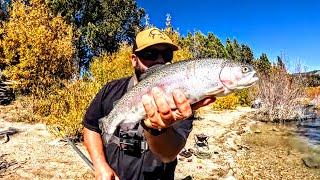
[{"xmin": 154, "ymin": 55, "xmax": 166, "ymax": 64}]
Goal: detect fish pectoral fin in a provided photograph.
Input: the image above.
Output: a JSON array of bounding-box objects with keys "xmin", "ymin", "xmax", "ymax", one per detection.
[
  {"xmin": 205, "ymin": 86, "xmax": 225, "ymax": 97},
  {"xmin": 120, "ymin": 122, "xmax": 138, "ymax": 131}
]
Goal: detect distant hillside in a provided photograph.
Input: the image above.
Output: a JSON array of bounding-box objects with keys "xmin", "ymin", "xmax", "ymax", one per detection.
[{"xmin": 293, "ymin": 70, "xmax": 320, "ymax": 87}]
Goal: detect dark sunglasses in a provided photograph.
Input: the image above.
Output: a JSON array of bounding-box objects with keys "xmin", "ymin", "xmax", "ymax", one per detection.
[{"xmin": 135, "ymin": 49, "xmax": 173, "ymax": 62}]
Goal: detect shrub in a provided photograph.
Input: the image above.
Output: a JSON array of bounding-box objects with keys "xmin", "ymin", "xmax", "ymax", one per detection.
[
  {"xmin": 253, "ymin": 67, "xmax": 304, "ymax": 122},
  {"xmin": 29, "ymin": 80, "xmax": 100, "ymax": 136},
  {"xmin": 30, "ymin": 44, "xmax": 136, "ymax": 136},
  {"xmin": 211, "ymin": 93, "xmax": 239, "ymax": 110},
  {"xmin": 90, "ymin": 43, "xmax": 134, "ymax": 86},
  {"xmin": 235, "ymin": 89, "xmax": 254, "ymax": 106},
  {"xmin": 305, "ymin": 86, "xmax": 320, "ymax": 99},
  {"xmin": 0, "ymin": 0, "xmax": 75, "ymax": 94}
]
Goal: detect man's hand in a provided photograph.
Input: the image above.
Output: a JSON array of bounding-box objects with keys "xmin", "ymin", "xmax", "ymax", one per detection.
[
  {"xmin": 95, "ymin": 164, "xmax": 120, "ymax": 180},
  {"xmin": 83, "ymin": 128, "xmax": 120, "ymax": 180},
  {"xmin": 142, "ymin": 87, "xmax": 215, "ymax": 129}
]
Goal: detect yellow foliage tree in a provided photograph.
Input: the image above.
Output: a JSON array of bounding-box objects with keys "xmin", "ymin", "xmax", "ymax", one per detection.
[
  {"xmin": 0, "ymin": 0, "xmax": 75, "ymax": 93},
  {"xmin": 163, "ymin": 17, "xmax": 193, "ymax": 62},
  {"xmin": 90, "ymin": 43, "xmax": 134, "ymax": 87}
]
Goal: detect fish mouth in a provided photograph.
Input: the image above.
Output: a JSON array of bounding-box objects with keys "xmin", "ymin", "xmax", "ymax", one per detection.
[{"xmin": 240, "ymin": 74, "xmax": 259, "ymax": 88}]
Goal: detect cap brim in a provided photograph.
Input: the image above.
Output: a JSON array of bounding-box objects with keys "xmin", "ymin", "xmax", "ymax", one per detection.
[{"xmin": 135, "ymin": 42, "xmax": 179, "ymax": 52}]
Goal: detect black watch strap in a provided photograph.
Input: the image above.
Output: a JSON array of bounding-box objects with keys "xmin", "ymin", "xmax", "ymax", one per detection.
[{"xmin": 140, "ymin": 120, "xmax": 168, "ymax": 136}]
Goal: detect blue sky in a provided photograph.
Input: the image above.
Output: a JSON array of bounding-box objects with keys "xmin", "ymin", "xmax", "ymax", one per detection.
[{"xmin": 136, "ymin": 0, "xmax": 320, "ymax": 71}]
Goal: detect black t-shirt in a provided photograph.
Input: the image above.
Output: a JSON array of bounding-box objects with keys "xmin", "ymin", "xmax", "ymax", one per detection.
[{"xmin": 83, "ymin": 77, "xmax": 193, "ymax": 180}]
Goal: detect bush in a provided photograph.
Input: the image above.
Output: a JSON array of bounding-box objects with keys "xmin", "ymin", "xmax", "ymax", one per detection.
[
  {"xmin": 28, "ymin": 80, "xmax": 100, "ymax": 136},
  {"xmin": 253, "ymin": 67, "xmax": 304, "ymax": 122},
  {"xmin": 0, "ymin": 0, "xmax": 75, "ymax": 94},
  {"xmin": 29, "ymin": 44, "xmax": 135, "ymax": 136},
  {"xmin": 90, "ymin": 43, "xmax": 134, "ymax": 86},
  {"xmin": 305, "ymin": 86, "xmax": 320, "ymax": 99},
  {"xmin": 211, "ymin": 93, "xmax": 239, "ymax": 110},
  {"xmin": 235, "ymin": 89, "xmax": 253, "ymax": 106}
]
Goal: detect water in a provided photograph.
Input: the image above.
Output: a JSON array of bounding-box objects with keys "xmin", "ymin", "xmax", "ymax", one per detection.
[{"xmin": 295, "ymin": 118, "xmax": 320, "ymax": 146}]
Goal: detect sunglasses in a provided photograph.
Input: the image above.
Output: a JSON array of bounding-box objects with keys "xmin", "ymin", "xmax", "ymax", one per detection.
[{"xmin": 135, "ymin": 49, "xmax": 173, "ymax": 62}]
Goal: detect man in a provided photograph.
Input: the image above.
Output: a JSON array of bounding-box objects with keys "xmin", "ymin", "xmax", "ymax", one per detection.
[{"xmin": 83, "ymin": 27, "xmax": 215, "ymax": 180}]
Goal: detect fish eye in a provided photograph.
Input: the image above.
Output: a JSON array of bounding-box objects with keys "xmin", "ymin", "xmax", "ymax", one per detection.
[{"xmin": 242, "ymin": 66, "xmax": 250, "ymax": 73}]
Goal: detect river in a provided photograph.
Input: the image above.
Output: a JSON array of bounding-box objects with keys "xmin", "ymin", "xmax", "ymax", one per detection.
[{"xmin": 295, "ymin": 118, "xmax": 320, "ymax": 146}]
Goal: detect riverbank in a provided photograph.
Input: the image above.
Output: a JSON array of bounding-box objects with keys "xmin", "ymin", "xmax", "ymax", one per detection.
[
  {"xmin": 1, "ymin": 103, "xmax": 319, "ymax": 179},
  {"xmin": 236, "ymin": 122, "xmax": 320, "ymax": 179},
  {"xmin": 175, "ymin": 106, "xmax": 320, "ymax": 179}
]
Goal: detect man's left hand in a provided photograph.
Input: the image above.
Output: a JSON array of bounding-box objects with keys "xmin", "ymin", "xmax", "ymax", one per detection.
[{"xmin": 142, "ymin": 87, "xmax": 215, "ymax": 129}]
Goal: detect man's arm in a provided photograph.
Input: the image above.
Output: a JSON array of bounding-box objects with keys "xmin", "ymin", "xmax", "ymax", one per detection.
[
  {"xmin": 144, "ymin": 127, "xmax": 186, "ymax": 163},
  {"xmin": 142, "ymin": 87, "xmax": 215, "ymax": 163},
  {"xmin": 83, "ymin": 127, "xmax": 119, "ymax": 180}
]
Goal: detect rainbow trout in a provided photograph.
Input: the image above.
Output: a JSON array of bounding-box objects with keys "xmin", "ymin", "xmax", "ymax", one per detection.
[{"xmin": 99, "ymin": 58, "xmax": 258, "ymax": 143}]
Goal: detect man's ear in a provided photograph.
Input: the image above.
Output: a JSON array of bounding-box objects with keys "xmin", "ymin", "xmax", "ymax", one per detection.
[{"xmin": 131, "ymin": 54, "xmax": 138, "ymax": 67}]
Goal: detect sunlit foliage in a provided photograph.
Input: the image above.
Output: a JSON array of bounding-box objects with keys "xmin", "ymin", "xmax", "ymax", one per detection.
[
  {"xmin": 211, "ymin": 93, "xmax": 240, "ymax": 110},
  {"xmin": 0, "ymin": 0, "xmax": 75, "ymax": 94}
]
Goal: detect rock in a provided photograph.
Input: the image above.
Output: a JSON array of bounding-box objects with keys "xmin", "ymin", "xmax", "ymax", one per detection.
[
  {"xmin": 188, "ymin": 148, "xmax": 195, "ymax": 154},
  {"xmin": 225, "ymin": 175, "xmax": 236, "ymax": 180},
  {"xmin": 254, "ymin": 129, "xmax": 262, "ymax": 133},
  {"xmin": 251, "ymin": 99, "xmax": 262, "ymax": 109},
  {"xmin": 302, "ymin": 155, "xmax": 320, "ymax": 168},
  {"xmin": 0, "ymin": 81, "xmax": 15, "ymax": 105}
]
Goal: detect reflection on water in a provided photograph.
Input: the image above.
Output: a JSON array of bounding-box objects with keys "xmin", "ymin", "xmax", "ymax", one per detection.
[{"xmin": 296, "ymin": 118, "xmax": 320, "ymax": 146}]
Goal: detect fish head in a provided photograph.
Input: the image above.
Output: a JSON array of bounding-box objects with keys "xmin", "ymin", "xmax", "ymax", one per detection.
[{"xmin": 219, "ymin": 63, "xmax": 259, "ymax": 91}]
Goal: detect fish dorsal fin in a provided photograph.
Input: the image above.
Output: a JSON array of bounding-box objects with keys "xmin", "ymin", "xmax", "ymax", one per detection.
[{"xmin": 140, "ymin": 64, "xmax": 166, "ymax": 80}]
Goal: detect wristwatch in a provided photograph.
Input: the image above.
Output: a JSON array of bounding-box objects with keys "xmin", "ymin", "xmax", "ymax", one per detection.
[{"xmin": 140, "ymin": 120, "xmax": 168, "ymax": 136}]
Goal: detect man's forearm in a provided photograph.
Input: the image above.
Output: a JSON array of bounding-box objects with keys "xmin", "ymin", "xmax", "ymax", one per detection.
[
  {"xmin": 144, "ymin": 127, "xmax": 185, "ymax": 163},
  {"xmin": 83, "ymin": 127, "xmax": 110, "ymax": 169}
]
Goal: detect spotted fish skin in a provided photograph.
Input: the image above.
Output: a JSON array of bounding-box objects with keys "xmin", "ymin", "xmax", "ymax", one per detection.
[{"xmin": 99, "ymin": 58, "xmax": 258, "ymax": 143}]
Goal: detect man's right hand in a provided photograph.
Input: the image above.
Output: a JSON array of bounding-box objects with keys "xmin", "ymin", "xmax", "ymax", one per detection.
[
  {"xmin": 83, "ymin": 128, "xmax": 120, "ymax": 180},
  {"xmin": 95, "ymin": 164, "xmax": 120, "ymax": 180}
]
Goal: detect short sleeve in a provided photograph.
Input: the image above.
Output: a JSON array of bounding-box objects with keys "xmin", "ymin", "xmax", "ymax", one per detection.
[{"xmin": 82, "ymin": 85, "xmax": 109, "ymax": 133}]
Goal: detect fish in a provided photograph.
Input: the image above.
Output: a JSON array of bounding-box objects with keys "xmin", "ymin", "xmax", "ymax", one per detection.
[{"xmin": 99, "ymin": 58, "xmax": 259, "ymax": 143}]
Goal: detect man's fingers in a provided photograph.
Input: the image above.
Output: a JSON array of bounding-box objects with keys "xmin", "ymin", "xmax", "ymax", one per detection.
[
  {"xmin": 172, "ymin": 89, "xmax": 192, "ymax": 119},
  {"xmin": 142, "ymin": 94, "xmax": 166, "ymax": 128},
  {"xmin": 151, "ymin": 87, "xmax": 174, "ymax": 125},
  {"xmin": 142, "ymin": 94, "xmax": 156, "ymax": 117}
]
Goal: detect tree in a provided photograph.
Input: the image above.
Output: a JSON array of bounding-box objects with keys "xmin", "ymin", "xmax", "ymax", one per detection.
[
  {"xmin": 0, "ymin": 0, "xmax": 9, "ymax": 21},
  {"xmin": 226, "ymin": 38, "xmax": 241, "ymax": 61},
  {"xmin": 0, "ymin": 0, "xmax": 75, "ymax": 93},
  {"xmin": 47, "ymin": 0, "xmax": 145, "ymax": 71},
  {"xmin": 256, "ymin": 53, "xmax": 271, "ymax": 74},
  {"xmin": 276, "ymin": 56, "xmax": 286, "ymax": 70},
  {"xmin": 180, "ymin": 31, "xmax": 227, "ymax": 59},
  {"xmin": 163, "ymin": 14, "xmax": 193, "ymax": 61},
  {"xmin": 240, "ymin": 44, "xmax": 254, "ymax": 64},
  {"xmin": 207, "ymin": 33, "xmax": 228, "ymax": 58}
]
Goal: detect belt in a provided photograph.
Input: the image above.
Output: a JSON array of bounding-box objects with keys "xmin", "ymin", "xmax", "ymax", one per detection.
[{"xmin": 109, "ymin": 135, "xmax": 149, "ymax": 152}]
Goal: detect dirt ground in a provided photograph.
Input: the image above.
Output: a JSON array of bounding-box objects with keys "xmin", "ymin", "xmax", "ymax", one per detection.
[
  {"xmin": 1, "ymin": 103, "xmax": 319, "ymax": 180},
  {"xmin": 0, "ymin": 119, "xmax": 94, "ymax": 179}
]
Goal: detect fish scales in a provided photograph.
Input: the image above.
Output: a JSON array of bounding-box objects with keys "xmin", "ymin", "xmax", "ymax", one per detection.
[{"xmin": 99, "ymin": 58, "xmax": 258, "ymax": 143}]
